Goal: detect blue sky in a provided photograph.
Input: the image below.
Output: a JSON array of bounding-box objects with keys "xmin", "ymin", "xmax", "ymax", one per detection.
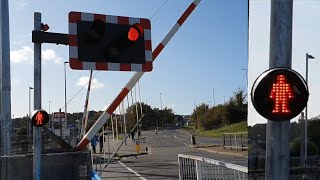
[
  {"xmin": 249, "ymin": 0, "xmax": 320, "ymax": 125},
  {"xmin": 9, "ymin": 0, "xmax": 248, "ymax": 118}
]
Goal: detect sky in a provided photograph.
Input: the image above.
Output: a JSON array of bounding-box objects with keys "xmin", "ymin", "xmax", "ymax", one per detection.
[
  {"xmin": 7, "ymin": 0, "xmax": 248, "ymax": 118},
  {"xmin": 249, "ymin": 0, "xmax": 320, "ymax": 125}
]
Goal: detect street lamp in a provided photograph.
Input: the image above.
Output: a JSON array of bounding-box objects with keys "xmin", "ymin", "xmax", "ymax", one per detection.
[
  {"xmin": 160, "ymin": 93, "xmax": 163, "ymax": 110},
  {"xmin": 49, "ymin": 100, "xmax": 51, "ymax": 129},
  {"xmin": 160, "ymin": 93, "xmax": 163, "ymax": 129},
  {"xmin": 304, "ymin": 53, "xmax": 315, "ymax": 168},
  {"xmin": 241, "ymin": 68, "xmax": 248, "ymax": 87},
  {"xmin": 64, "ymin": 61, "xmax": 69, "ymax": 129},
  {"xmin": 28, "ymin": 86, "xmax": 33, "ymax": 141}
]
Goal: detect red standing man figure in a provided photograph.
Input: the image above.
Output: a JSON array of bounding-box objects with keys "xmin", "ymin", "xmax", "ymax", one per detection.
[
  {"xmin": 270, "ymin": 74, "xmax": 294, "ymax": 114},
  {"xmin": 36, "ymin": 111, "xmax": 44, "ymax": 125}
]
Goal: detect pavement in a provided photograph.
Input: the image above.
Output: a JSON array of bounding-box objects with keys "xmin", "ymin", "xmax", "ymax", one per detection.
[{"xmin": 91, "ymin": 128, "xmax": 248, "ymax": 179}]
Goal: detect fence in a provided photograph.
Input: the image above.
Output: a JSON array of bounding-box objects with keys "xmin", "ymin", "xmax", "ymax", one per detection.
[
  {"xmin": 249, "ymin": 156, "xmax": 320, "ymax": 170},
  {"xmin": 248, "ymin": 156, "xmax": 320, "ymax": 179},
  {"xmin": 223, "ymin": 132, "xmax": 248, "ymax": 150},
  {"xmin": 178, "ymin": 154, "xmax": 248, "ymax": 180},
  {"xmin": 10, "ymin": 129, "xmax": 79, "ymax": 154}
]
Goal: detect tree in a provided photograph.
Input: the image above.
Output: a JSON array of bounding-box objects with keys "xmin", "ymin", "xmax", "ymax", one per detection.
[{"xmin": 191, "ymin": 103, "xmax": 209, "ymax": 129}]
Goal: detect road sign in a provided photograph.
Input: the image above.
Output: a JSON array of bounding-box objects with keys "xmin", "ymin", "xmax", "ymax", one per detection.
[
  {"xmin": 251, "ymin": 68, "xmax": 309, "ymax": 121},
  {"xmin": 30, "ymin": 109, "xmax": 50, "ymax": 127},
  {"xmin": 68, "ymin": 11, "xmax": 152, "ymax": 72}
]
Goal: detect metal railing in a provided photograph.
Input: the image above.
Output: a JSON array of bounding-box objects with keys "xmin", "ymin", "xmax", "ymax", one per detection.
[
  {"xmin": 178, "ymin": 154, "xmax": 248, "ymax": 180},
  {"xmin": 223, "ymin": 132, "xmax": 248, "ymax": 150}
]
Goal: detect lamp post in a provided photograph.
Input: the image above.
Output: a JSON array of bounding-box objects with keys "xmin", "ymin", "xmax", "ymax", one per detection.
[
  {"xmin": 64, "ymin": 62, "xmax": 69, "ymax": 129},
  {"xmin": 28, "ymin": 86, "xmax": 33, "ymax": 141},
  {"xmin": 212, "ymin": 88, "xmax": 215, "ymax": 107},
  {"xmin": 241, "ymin": 68, "xmax": 248, "ymax": 87},
  {"xmin": 49, "ymin": 100, "xmax": 51, "ymax": 129},
  {"xmin": 304, "ymin": 53, "xmax": 315, "ymax": 168},
  {"xmin": 160, "ymin": 93, "xmax": 163, "ymax": 129}
]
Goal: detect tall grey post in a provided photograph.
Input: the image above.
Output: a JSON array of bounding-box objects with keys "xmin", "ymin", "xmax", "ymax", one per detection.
[
  {"xmin": 265, "ymin": 0, "xmax": 292, "ymax": 180},
  {"xmin": 304, "ymin": 53, "xmax": 314, "ymax": 168},
  {"xmin": 33, "ymin": 12, "xmax": 42, "ymax": 180},
  {"xmin": 0, "ymin": 0, "xmax": 12, "ymax": 156},
  {"xmin": 64, "ymin": 62, "xmax": 68, "ymax": 130}
]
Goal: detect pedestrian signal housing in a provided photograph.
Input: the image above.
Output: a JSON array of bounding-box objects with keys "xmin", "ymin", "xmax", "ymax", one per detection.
[
  {"xmin": 251, "ymin": 68, "xmax": 309, "ymax": 121},
  {"xmin": 30, "ymin": 109, "xmax": 50, "ymax": 127}
]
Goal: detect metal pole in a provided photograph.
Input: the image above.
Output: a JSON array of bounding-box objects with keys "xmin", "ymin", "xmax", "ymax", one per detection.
[
  {"xmin": 29, "ymin": 87, "xmax": 33, "ymax": 141},
  {"xmin": 212, "ymin": 88, "xmax": 215, "ymax": 107},
  {"xmin": 64, "ymin": 62, "xmax": 68, "ymax": 131},
  {"xmin": 299, "ymin": 112, "xmax": 305, "ymax": 167},
  {"xmin": 33, "ymin": 12, "xmax": 42, "ymax": 180},
  {"xmin": 59, "ymin": 108, "xmax": 62, "ymax": 138},
  {"xmin": 122, "ymin": 101, "xmax": 127, "ymax": 146},
  {"xmin": 160, "ymin": 92, "xmax": 163, "ymax": 129},
  {"xmin": 115, "ymin": 114, "xmax": 118, "ymax": 142},
  {"xmin": 304, "ymin": 53, "xmax": 309, "ymax": 168},
  {"xmin": 0, "ymin": 0, "xmax": 12, "ymax": 156},
  {"xmin": 48, "ymin": 100, "xmax": 51, "ymax": 129},
  {"xmin": 242, "ymin": 68, "xmax": 248, "ymax": 87},
  {"xmin": 160, "ymin": 93, "xmax": 163, "ymax": 110},
  {"xmin": 265, "ymin": 0, "xmax": 292, "ymax": 179}
]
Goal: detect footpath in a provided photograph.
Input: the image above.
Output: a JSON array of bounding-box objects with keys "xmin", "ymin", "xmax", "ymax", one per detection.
[
  {"xmin": 91, "ymin": 136, "xmax": 149, "ymax": 179},
  {"xmin": 178, "ymin": 129, "xmax": 248, "ymax": 158}
]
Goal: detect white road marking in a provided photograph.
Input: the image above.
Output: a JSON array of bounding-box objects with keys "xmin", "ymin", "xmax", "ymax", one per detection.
[
  {"xmin": 184, "ymin": 143, "xmax": 188, "ymax": 146},
  {"xmin": 118, "ymin": 161, "xmax": 147, "ymax": 180}
]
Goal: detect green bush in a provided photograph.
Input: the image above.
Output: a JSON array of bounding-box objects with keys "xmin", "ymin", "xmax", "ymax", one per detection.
[{"xmin": 290, "ymin": 138, "xmax": 319, "ymax": 156}]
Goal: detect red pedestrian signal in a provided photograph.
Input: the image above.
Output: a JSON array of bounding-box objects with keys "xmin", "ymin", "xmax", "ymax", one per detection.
[
  {"xmin": 251, "ymin": 68, "xmax": 309, "ymax": 121},
  {"xmin": 30, "ymin": 109, "xmax": 49, "ymax": 127},
  {"xmin": 270, "ymin": 74, "xmax": 294, "ymax": 114}
]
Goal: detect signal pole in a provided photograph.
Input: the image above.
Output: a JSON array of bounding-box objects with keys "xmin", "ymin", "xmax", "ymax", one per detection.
[
  {"xmin": 265, "ymin": 0, "xmax": 292, "ymax": 179},
  {"xmin": 0, "ymin": 0, "xmax": 12, "ymax": 156},
  {"xmin": 33, "ymin": 12, "xmax": 43, "ymax": 180}
]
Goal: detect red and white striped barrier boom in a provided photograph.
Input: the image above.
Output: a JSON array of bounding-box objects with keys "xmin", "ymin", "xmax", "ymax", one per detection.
[
  {"xmin": 80, "ymin": 70, "xmax": 93, "ymax": 138},
  {"xmin": 76, "ymin": 0, "xmax": 201, "ymax": 150}
]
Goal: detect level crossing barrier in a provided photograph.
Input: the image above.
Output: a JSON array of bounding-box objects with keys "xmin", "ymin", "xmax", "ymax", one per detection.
[{"xmin": 178, "ymin": 154, "xmax": 248, "ymax": 180}]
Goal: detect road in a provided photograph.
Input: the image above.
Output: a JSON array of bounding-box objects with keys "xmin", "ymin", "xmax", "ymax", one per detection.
[{"xmin": 97, "ymin": 128, "xmax": 247, "ymax": 179}]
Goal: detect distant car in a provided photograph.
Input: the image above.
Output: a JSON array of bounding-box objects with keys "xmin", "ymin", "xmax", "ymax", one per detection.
[{"xmin": 154, "ymin": 129, "xmax": 158, "ymax": 134}]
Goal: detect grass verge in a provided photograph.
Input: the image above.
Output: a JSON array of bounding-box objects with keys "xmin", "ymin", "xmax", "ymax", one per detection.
[{"xmin": 183, "ymin": 121, "xmax": 248, "ymax": 137}]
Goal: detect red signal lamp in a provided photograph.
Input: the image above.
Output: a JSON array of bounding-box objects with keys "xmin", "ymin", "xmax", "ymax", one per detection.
[{"xmin": 128, "ymin": 23, "xmax": 144, "ymax": 42}]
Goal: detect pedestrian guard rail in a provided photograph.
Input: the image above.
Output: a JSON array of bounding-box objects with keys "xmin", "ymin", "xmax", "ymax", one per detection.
[{"xmin": 178, "ymin": 154, "xmax": 248, "ymax": 180}]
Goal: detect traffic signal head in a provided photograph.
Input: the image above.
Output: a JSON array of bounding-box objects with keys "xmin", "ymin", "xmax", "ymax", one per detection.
[
  {"xmin": 30, "ymin": 109, "xmax": 50, "ymax": 127},
  {"xmin": 68, "ymin": 12, "xmax": 152, "ymax": 72},
  {"xmin": 251, "ymin": 68, "xmax": 309, "ymax": 121}
]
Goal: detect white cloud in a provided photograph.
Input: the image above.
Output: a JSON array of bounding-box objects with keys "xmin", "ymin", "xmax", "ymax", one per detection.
[
  {"xmin": 10, "ymin": 46, "xmax": 63, "ymax": 64},
  {"xmin": 42, "ymin": 49, "xmax": 63, "ymax": 64},
  {"xmin": 11, "ymin": 78, "xmax": 21, "ymax": 89},
  {"xmin": 14, "ymin": 0, "xmax": 28, "ymax": 10},
  {"xmin": 10, "ymin": 46, "xmax": 33, "ymax": 63},
  {"xmin": 77, "ymin": 76, "xmax": 104, "ymax": 89}
]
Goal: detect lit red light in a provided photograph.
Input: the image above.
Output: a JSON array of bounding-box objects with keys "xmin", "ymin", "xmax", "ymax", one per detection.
[
  {"xmin": 128, "ymin": 27, "xmax": 140, "ymax": 41},
  {"xmin": 128, "ymin": 23, "xmax": 143, "ymax": 42},
  {"xmin": 269, "ymin": 74, "xmax": 293, "ymax": 114}
]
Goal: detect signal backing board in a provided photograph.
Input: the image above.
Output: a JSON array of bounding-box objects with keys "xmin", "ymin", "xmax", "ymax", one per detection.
[{"xmin": 68, "ymin": 11, "xmax": 152, "ymax": 72}]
